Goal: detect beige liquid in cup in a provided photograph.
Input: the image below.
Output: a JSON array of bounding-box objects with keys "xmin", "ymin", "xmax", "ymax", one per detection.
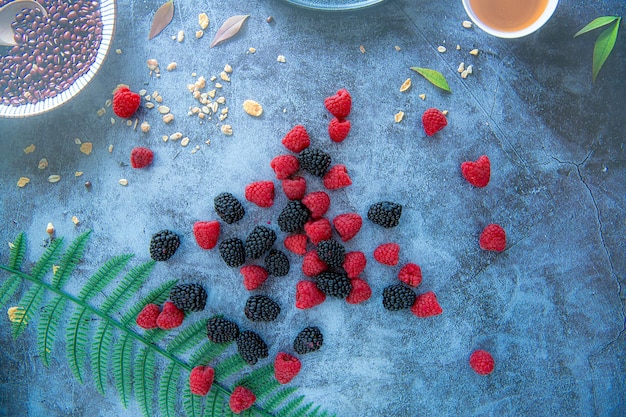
[{"xmin": 468, "ymin": 0, "xmax": 550, "ymax": 32}]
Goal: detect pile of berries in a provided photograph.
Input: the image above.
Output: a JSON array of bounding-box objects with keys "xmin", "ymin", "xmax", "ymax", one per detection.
[{"xmin": 135, "ymin": 283, "xmax": 207, "ymax": 330}]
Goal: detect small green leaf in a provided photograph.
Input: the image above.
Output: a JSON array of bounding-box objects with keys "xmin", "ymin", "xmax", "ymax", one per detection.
[
  {"xmin": 409, "ymin": 67, "xmax": 451, "ymax": 92},
  {"xmin": 574, "ymin": 16, "xmax": 619, "ymax": 37},
  {"xmin": 592, "ymin": 18, "xmax": 620, "ymax": 82}
]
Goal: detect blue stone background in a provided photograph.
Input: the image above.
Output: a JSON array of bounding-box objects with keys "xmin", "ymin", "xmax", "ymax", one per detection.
[{"xmin": 0, "ymin": 0, "xmax": 624, "ymax": 416}]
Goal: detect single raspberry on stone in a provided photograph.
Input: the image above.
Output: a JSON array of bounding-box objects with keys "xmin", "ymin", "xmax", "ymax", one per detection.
[
  {"xmin": 130, "ymin": 147, "xmax": 154, "ymax": 169},
  {"xmin": 282, "ymin": 125, "xmax": 310, "ymax": 153},
  {"xmin": 410, "ymin": 291, "xmax": 443, "ymax": 317},
  {"xmin": 193, "ymin": 221, "xmax": 220, "ymax": 250},
  {"xmin": 274, "ymin": 352, "xmax": 302, "ymax": 384},
  {"xmin": 301, "ymin": 191, "xmax": 330, "ymax": 219},
  {"xmin": 479, "ymin": 223, "xmax": 506, "ymax": 252},
  {"xmin": 229, "ymin": 386, "xmax": 256, "ymax": 414},
  {"xmin": 112, "ymin": 86, "xmax": 141, "ymax": 118},
  {"xmin": 346, "ymin": 278, "xmax": 372, "ymax": 304},
  {"xmin": 398, "ymin": 263, "xmax": 422, "ymax": 287},
  {"xmin": 324, "ymin": 88, "xmax": 352, "ymax": 119},
  {"xmin": 373, "ymin": 242, "xmax": 400, "ymax": 266},
  {"xmin": 328, "ymin": 117, "xmax": 351, "ymax": 143},
  {"xmin": 245, "ymin": 181, "xmax": 275, "ymax": 208},
  {"xmin": 156, "ymin": 301, "xmax": 185, "ymax": 330},
  {"xmin": 301, "ymin": 250, "xmax": 328, "ymax": 277},
  {"xmin": 189, "ymin": 366, "xmax": 214, "ymax": 396},
  {"xmin": 342, "ymin": 251, "xmax": 367, "ymax": 279},
  {"xmin": 469, "ymin": 350, "xmax": 495, "ymax": 375},
  {"xmin": 281, "ymin": 176, "xmax": 306, "ymax": 200},
  {"xmin": 323, "ymin": 164, "xmax": 352, "ymax": 190},
  {"xmin": 295, "ymin": 280, "xmax": 326, "ymax": 309},
  {"xmin": 304, "ymin": 218, "xmax": 333, "ymax": 245},
  {"xmin": 461, "ymin": 155, "xmax": 491, "ymax": 187},
  {"xmin": 240, "ymin": 265, "xmax": 269, "ymax": 291},
  {"xmin": 283, "ymin": 234, "xmax": 308, "ymax": 255},
  {"xmin": 270, "ymin": 155, "xmax": 300, "ymax": 180},
  {"xmin": 333, "ymin": 213, "xmax": 362, "ymax": 242},
  {"xmin": 136, "ymin": 303, "xmax": 160, "ymax": 329},
  {"xmin": 422, "ymin": 107, "xmax": 447, "ymax": 136}
]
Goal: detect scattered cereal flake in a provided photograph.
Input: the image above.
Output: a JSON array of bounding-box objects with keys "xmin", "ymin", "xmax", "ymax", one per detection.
[
  {"xmin": 220, "ymin": 71, "xmax": 230, "ymax": 82},
  {"xmin": 97, "ymin": 108, "xmax": 106, "ymax": 117},
  {"xmin": 48, "ymin": 175, "xmax": 61, "ymax": 183},
  {"xmin": 80, "ymin": 142, "xmax": 93, "ymax": 155},
  {"xmin": 110, "ymin": 117, "xmax": 115, "ymax": 125},
  {"xmin": 442, "ymin": 110, "xmax": 449, "ymax": 116},
  {"xmin": 115, "ymin": 48, "xmax": 122, "ymax": 54},
  {"xmin": 105, "ymin": 99, "xmax": 112, "ymax": 107},
  {"xmin": 75, "ymin": 171, "xmax": 83, "ymax": 177},
  {"xmin": 46, "ymin": 222, "xmax": 55, "ymax": 235},
  {"xmin": 72, "ymin": 216, "xmax": 80, "ymax": 225},
  {"xmin": 171, "ymin": 35, "xmax": 176, "ymax": 40},
  {"xmin": 467, "ymin": 64, "xmax": 473, "ymax": 74},
  {"xmin": 17, "ymin": 177, "xmax": 30, "ymax": 187},
  {"xmin": 38, "ymin": 158, "xmax": 48, "ymax": 170},
  {"xmin": 158, "ymin": 105, "xmax": 171, "ymax": 114},
  {"xmin": 205, "ymin": 139, "xmax": 211, "ymax": 145},
  {"xmin": 162, "ymin": 135, "xmax": 169, "ymax": 142},
  {"xmin": 8, "ymin": 306, "xmax": 25, "ymax": 324},
  {"xmin": 145, "ymin": 102, "xmax": 155, "ymax": 109},
  {"xmin": 462, "ymin": 20, "xmax": 473, "ymax": 28},
  {"xmin": 133, "ymin": 119, "xmax": 138, "ymax": 130},
  {"xmin": 108, "ymin": 144, "xmax": 114, "ymax": 153},
  {"xmin": 166, "ymin": 62, "xmax": 177, "ymax": 71},
  {"xmin": 248, "ymin": 47, "xmax": 256, "ymax": 53},
  {"xmin": 277, "ymin": 55, "xmax": 286, "ymax": 63},
  {"xmin": 24, "ymin": 144, "xmax": 36, "ymax": 154},
  {"xmin": 181, "ymin": 137, "xmax": 190, "ymax": 147},
  {"xmin": 359, "ymin": 45, "xmax": 366, "ymax": 53},
  {"xmin": 221, "ymin": 125, "xmax": 233, "ymax": 135},
  {"xmin": 437, "ymin": 46, "xmax": 446, "ymax": 53},
  {"xmin": 216, "ymin": 96, "xmax": 226, "ymax": 104},
  {"xmin": 195, "ymin": 30, "xmax": 204, "ymax": 39},
  {"xmin": 394, "ymin": 111, "xmax": 405, "ymax": 123},
  {"xmin": 155, "ymin": 96, "xmax": 163, "ymax": 103},
  {"xmin": 419, "ymin": 93, "xmax": 426, "ymax": 100},
  {"xmin": 210, "ymin": 75, "xmax": 217, "ymax": 82},
  {"xmin": 458, "ymin": 62, "xmax": 465, "ymax": 73},
  {"xmin": 243, "ymin": 100, "xmax": 263, "ymax": 117},
  {"xmin": 394, "ymin": 45, "xmax": 401, "ymax": 51},
  {"xmin": 199, "ymin": 13, "xmax": 209, "ymax": 29},
  {"xmin": 195, "ymin": 76, "xmax": 207, "ymax": 89},
  {"xmin": 139, "ymin": 89, "xmax": 147, "ymax": 96},
  {"xmin": 215, "ymin": 83, "xmax": 222, "ymax": 89},
  {"xmin": 147, "ymin": 59, "xmax": 158, "ymax": 71},
  {"xmin": 74, "ymin": 138, "xmax": 82, "ymax": 145},
  {"xmin": 456, "ymin": 44, "xmax": 461, "ymax": 50},
  {"xmin": 461, "ymin": 69, "xmax": 469, "ymax": 79},
  {"xmin": 119, "ymin": 179, "xmax": 128, "ymax": 186},
  {"xmin": 141, "ymin": 122, "xmax": 150, "ymax": 132},
  {"xmin": 400, "ymin": 78, "xmax": 412, "ymax": 92},
  {"xmin": 170, "ymin": 132, "xmax": 183, "ymax": 141},
  {"xmin": 470, "ymin": 49, "xmax": 479, "ymax": 56},
  {"xmin": 224, "ymin": 64, "xmax": 233, "ymax": 73},
  {"xmin": 208, "ymin": 89, "xmax": 216, "ymax": 98},
  {"xmin": 177, "ymin": 30, "xmax": 185, "ymax": 42}
]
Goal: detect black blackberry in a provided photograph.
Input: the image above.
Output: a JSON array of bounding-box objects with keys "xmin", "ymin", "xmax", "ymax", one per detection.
[
  {"xmin": 382, "ymin": 284, "xmax": 416, "ymax": 311},
  {"xmin": 293, "ymin": 326, "xmax": 323, "ymax": 355},
  {"xmin": 244, "ymin": 226, "xmax": 277, "ymax": 259},
  {"xmin": 214, "ymin": 192, "xmax": 245, "ymax": 224},
  {"xmin": 277, "ymin": 200, "xmax": 311, "ymax": 233},
  {"xmin": 236, "ymin": 330, "xmax": 269, "ymax": 365},
  {"xmin": 206, "ymin": 316, "xmax": 240, "ymax": 343},
  {"xmin": 367, "ymin": 201, "xmax": 403, "ymax": 228},
  {"xmin": 264, "ymin": 249, "xmax": 290, "ymax": 276},
  {"xmin": 316, "ymin": 239, "xmax": 345, "ymax": 268},
  {"xmin": 244, "ymin": 295, "xmax": 281, "ymax": 322},
  {"xmin": 169, "ymin": 283, "xmax": 207, "ymax": 312},
  {"xmin": 149, "ymin": 230, "xmax": 180, "ymax": 261},
  {"xmin": 298, "ymin": 148, "xmax": 331, "ymax": 177},
  {"xmin": 219, "ymin": 237, "xmax": 246, "ymax": 267},
  {"xmin": 316, "ymin": 271, "xmax": 352, "ymax": 299}
]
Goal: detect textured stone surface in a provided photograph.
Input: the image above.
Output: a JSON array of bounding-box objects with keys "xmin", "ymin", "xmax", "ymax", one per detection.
[{"xmin": 0, "ymin": 0, "xmax": 624, "ymax": 416}]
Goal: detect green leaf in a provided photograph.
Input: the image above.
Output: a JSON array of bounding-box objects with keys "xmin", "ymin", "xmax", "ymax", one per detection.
[
  {"xmin": 51, "ymin": 231, "xmax": 91, "ymax": 288},
  {"xmin": 410, "ymin": 67, "xmax": 451, "ymax": 92},
  {"xmin": 100, "ymin": 260, "xmax": 155, "ymax": 314},
  {"xmin": 37, "ymin": 295, "xmax": 68, "ymax": 366},
  {"xmin": 76, "ymin": 254, "xmax": 133, "ymax": 301},
  {"xmin": 213, "ymin": 354, "xmax": 247, "ymax": 380},
  {"xmin": 182, "ymin": 382, "xmax": 203, "ymax": 417},
  {"xmin": 66, "ymin": 306, "xmax": 91, "ymax": 383},
  {"xmin": 574, "ymin": 16, "xmax": 619, "ymax": 37},
  {"xmin": 158, "ymin": 361, "xmax": 181, "ymax": 417},
  {"xmin": 134, "ymin": 347, "xmax": 156, "ymax": 417},
  {"xmin": 166, "ymin": 318, "xmax": 208, "ymax": 355},
  {"xmin": 188, "ymin": 340, "xmax": 229, "ymax": 367},
  {"xmin": 112, "ymin": 332, "xmax": 134, "ymax": 408},
  {"xmin": 91, "ymin": 321, "xmax": 114, "ymax": 394},
  {"xmin": 592, "ymin": 18, "xmax": 621, "ymax": 82},
  {"xmin": 264, "ymin": 386, "xmax": 299, "ymax": 412}
]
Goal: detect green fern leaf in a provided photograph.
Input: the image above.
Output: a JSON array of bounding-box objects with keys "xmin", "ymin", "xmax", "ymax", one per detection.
[
  {"xmin": 263, "ymin": 386, "xmax": 299, "ymax": 412},
  {"xmin": 66, "ymin": 305, "xmax": 91, "ymax": 383},
  {"xmin": 112, "ymin": 332, "xmax": 134, "ymax": 408},
  {"xmin": 92, "ymin": 321, "xmax": 114, "ymax": 394},
  {"xmin": 291, "ymin": 402, "xmax": 314, "ymax": 417},
  {"xmin": 236, "ymin": 364, "xmax": 279, "ymax": 399},
  {"xmin": 121, "ymin": 279, "xmax": 177, "ymax": 325},
  {"xmin": 183, "ymin": 382, "xmax": 203, "ymax": 417},
  {"xmin": 100, "ymin": 260, "xmax": 155, "ymax": 314},
  {"xmin": 37, "ymin": 295, "xmax": 67, "ymax": 366},
  {"xmin": 0, "ymin": 233, "xmax": 27, "ymax": 309},
  {"xmin": 188, "ymin": 340, "xmax": 229, "ymax": 367},
  {"xmin": 77, "ymin": 254, "xmax": 134, "ymax": 301},
  {"xmin": 135, "ymin": 347, "xmax": 156, "ymax": 417},
  {"xmin": 167, "ymin": 318, "xmax": 208, "ymax": 355},
  {"xmin": 214, "ymin": 353, "xmax": 247, "ymax": 380},
  {"xmin": 276, "ymin": 396, "xmax": 305, "ymax": 417},
  {"xmin": 159, "ymin": 361, "xmax": 182, "ymax": 417},
  {"xmin": 306, "ymin": 405, "xmax": 322, "ymax": 417},
  {"xmin": 204, "ymin": 389, "xmax": 227, "ymax": 417},
  {"xmin": 51, "ymin": 231, "xmax": 91, "ymax": 288}
]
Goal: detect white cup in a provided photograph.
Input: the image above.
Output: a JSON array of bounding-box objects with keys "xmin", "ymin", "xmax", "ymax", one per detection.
[{"xmin": 462, "ymin": 0, "xmax": 559, "ymax": 38}]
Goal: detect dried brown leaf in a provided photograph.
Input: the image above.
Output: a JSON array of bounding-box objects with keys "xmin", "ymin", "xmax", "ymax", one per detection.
[
  {"xmin": 148, "ymin": 0, "xmax": 174, "ymax": 40},
  {"xmin": 210, "ymin": 15, "xmax": 250, "ymax": 48}
]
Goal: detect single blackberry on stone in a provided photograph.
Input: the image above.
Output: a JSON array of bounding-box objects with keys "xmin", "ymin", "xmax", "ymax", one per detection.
[
  {"xmin": 278, "ymin": 200, "xmax": 311, "ymax": 233},
  {"xmin": 293, "ymin": 326, "xmax": 323, "ymax": 355},
  {"xmin": 244, "ymin": 226, "xmax": 277, "ymax": 259},
  {"xmin": 219, "ymin": 237, "xmax": 246, "ymax": 267},
  {"xmin": 382, "ymin": 284, "xmax": 416, "ymax": 311},
  {"xmin": 149, "ymin": 230, "xmax": 181, "ymax": 261},
  {"xmin": 169, "ymin": 284, "xmax": 207, "ymax": 312},
  {"xmin": 264, "ymin": 249, "xmax": 290, "ymax": 276},
  {"xmin": 214, "ymin": 192, "xmax": 245, "ymax": 224},
  {"xmin": 316, "ymin": 271, "xmax": 352, "ymax": 298},
  {"xmin": 206, "ymin": 316, "xmax": 240, "ymax": 343},
  {"xmin": 316, "ymin": 239, "xmax": 345, "ymax": 268},
  {"xmin": 236, "ymin": 330, "xmax": 269, "ymax": 365},
  {"xmin": 367, "ymin": 201, "xmax": 403, "ymax": 228},
  {"xmin": 298, "ymin": 148, "xmax": 331, "ymax": 177},
  {"xmin": 244, "ymin": 295, "xmax": 281, "ymax": 322}
]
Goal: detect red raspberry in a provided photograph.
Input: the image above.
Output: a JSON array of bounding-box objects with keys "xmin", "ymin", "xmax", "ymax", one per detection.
[
  {"xmin": 304, "ymin": 218, "xmax": 333, "ymax": 245},
  {"xmin": 295, "ymin": 280, "xmax": 326, "ymax": 309},
  {"xmin": 346, "ymin": 278, "xmax": 372, "ymax": 304},
  {"xmin": 274, "ymin": 352, "xmax": 302, "ymax": 384},
  {"xmin": 245, "ymin": 181, "xmax": 275, "ymax": 208},
  {"xmin": 328, "ymin": 117, "xmax": 351, "ymax": 143},
  {"xmin": 112, "ymin": 86, "xmax": 141, "ymax": 118},
  {"xmin": 461, "ymin": 155, "xmax": 491, "ymax": 187},
  {"xmin": 479, "ymin": 224, "xmax": 506, "ymax": 252},
  {"xmin": 410, "ymin": 291, "xmax": 443, "ymax": 318},
  {"xmin": 469, "ymin": 350, "xmax": 495, "ymax": 375},
  {"xmin": 323, "ymin": 164, "xmax": 352, "ymax": 190},
  {"xmin": 136, "ymin": 303, "xmax": 160, "ymax": 329},
  {"xmin": 343, "ymin": 251, "xmax": 366, "ymax": 279},
  {"xmin": 398, "ymin": 263, "xmax": 422, "ymax": 287},
  {"xmin": 130, "ymin": 147, "xmax": 154, "ymax": 169},
  {"xmin": 283, "ymin": 234, "xmax": 308, "ymax": 255},
  {"xmin": 373, "ymin": 243, "xmax": 400, "ymax": 266},
  {"xmin": 240, "ymin": 265, "xmax": 269, "ymax": 290},
  {"xmin": 282, "ymin": 125, "xmax": 310, "ymax": 153},
  {"xmin": 189, "ymin": 365, "xmax": 215, "ymax": 396},
  {"xmin": 301, "ymin": 191, "xmax": 330, "ymax": 219},
  {"xmin": 270, "ymin": 155, "xmax": 300, "ymax": 180},
  {"xmin": 422, "ymin": 108, "xmax": 447, "ymax": 136},
  {"xmin": 156, "ymin": 301, "xmax": 185, "ymax": 329},
  {"xmin": 324, "ymin": 88, "xmax": 352, "ymax": 119},
  {"xmin": 193, "ymin": 221, "xmax": 220, "ymax": 250},
  {"xmin": 332, "ymin": 213, "xmax": 362, "ymax": 242},
  {"xmin": 229, "ymin": 386, "xmax": 256, "ymax": 414},
  {"xmin": 281, "ymin": 176, "xmax": 306, "ymax": 200},
  {"xmin": 301, "ymin": 250, "xmax": 328, "ymax": 277}
]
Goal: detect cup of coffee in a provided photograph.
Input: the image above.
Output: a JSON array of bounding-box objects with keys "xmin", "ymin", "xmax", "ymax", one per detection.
[{"xmin": 462, "ymin": 0, "xmax": 559, "ymax": 38}]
